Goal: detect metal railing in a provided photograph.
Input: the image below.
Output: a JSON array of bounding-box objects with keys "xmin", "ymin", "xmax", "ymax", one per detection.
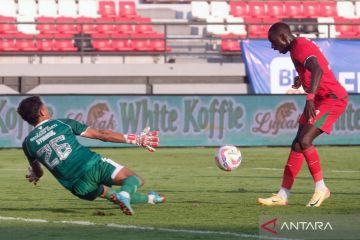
[{"xmin": 0, "ymin": 20, "xmax": 358, "ymax": 63}]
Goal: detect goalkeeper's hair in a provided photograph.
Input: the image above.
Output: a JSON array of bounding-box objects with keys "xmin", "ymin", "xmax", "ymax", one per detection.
[{"xmin": 17, "ymin": 96, "xmax": 43, "ymax": 126}]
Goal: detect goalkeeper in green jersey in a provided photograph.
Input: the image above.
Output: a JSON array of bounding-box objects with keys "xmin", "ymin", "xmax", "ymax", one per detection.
[{"xmin": 17, "ymin": 96, "xmax": 165, "ymax": 216}]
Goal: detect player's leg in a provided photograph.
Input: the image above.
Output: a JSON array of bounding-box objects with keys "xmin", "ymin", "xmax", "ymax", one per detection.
[
  {"xmin": 111, "ymin": 169, "xmax": 165, "ymax": 204},
  {"xmin": 278, "ymin": 125, "xmax": 306, "ymax": 199},
  {"xmin": 298, "ymin": 124, "xmax": 324, "ymax": 187},
  {"xmin": 102, "ymin": 167, "xmax": 143, "ymax": 215},
  {"xmin": 297, "ymin": 124, "xmax": 330, "ymax": 207},
  {"xmin": 258, "ymin": 126, "xmax": 305, "ymax": 206},
  {"xmin": 99, "ymin": 159, "xmax": 165, "ymax": 215}
]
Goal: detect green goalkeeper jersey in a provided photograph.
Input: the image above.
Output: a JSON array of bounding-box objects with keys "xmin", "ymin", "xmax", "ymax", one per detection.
[{"xmin": 22, "ymin": 119, "xmax": 101, "ymax": 190}]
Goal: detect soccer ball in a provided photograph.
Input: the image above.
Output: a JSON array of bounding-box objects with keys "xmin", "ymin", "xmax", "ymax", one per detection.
[{"xmin": 215, "ymin": 145, "xmax": 242, "ymax": 171}]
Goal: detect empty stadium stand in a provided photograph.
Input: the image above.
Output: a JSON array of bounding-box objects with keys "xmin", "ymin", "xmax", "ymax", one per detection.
[
  {"xmin": 0, "ymin": 0, "xmax": 358, "ymax": 55},
  {"xmin": 0, "ymin": 0, "xmax": 360, "ymax": 95}
]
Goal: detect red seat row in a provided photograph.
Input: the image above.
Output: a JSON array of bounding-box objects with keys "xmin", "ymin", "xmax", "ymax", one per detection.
[
  {"xmin": 230, "ymin": 1, "xmax": 337, "ymax": 18},
  {"xmin": 92, "ymin": 33, "xmax": 171, "ymax": 52},
  {"xmin": 0, "ymin": 34, "xmax": 77, "ymax": 51},
  {"xmin": 0, "ymin": 33, "xmax": 171, "ymax": 52},
  {"xmin": 335, "ymin": 17, "xmax": 360, "ymax": 38}
]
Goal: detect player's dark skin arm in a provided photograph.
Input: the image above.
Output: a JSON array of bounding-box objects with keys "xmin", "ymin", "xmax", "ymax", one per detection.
[
  {"xmin": 304, "ymin": 56, "xmax": 323, "ymax": 121},
  {"xmin": 81, "ymin": 128, "xmax": 127, "ymax": 143}
]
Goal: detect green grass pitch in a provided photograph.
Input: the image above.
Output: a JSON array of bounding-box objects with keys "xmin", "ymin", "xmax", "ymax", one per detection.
[{"xmin": 0, "ymin": 147, "xmax": 359, "ymax": 240}]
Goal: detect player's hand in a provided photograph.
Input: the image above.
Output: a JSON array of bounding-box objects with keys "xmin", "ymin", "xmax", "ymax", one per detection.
[
  {"xmin": 139, "ymin": 127, "xmax": 159, "ymax": 152},
  {"xmin": 292, "ymin": 76, "xmax": 302, "ymax": 89},
  {"xmin": 305, "ymin": 100, "xmax": 316, "ymax": 124},
  {"xmin": 125, "ymin": 127, "xmax": 159, "ymax": 152},
  {"xmin": 26, "ymin": 167, "xmax": 40, "ymax": 185}
]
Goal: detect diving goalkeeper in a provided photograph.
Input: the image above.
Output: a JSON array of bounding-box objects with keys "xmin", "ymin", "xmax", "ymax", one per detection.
[{"xmin": 17, "ymin": 96, "xmax": 164, "ymax": 216}]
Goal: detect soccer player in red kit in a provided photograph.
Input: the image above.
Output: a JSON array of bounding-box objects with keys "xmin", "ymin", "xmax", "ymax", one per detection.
[{"xmin": 258, "ymin": 22, "xmax": 348, "ymax": 207}]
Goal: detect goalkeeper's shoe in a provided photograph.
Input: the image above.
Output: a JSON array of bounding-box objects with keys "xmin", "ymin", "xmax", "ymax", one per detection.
[
  {"xmin": 110, "ymin": 193, "xmax": 134, "ymax": 215},
  {"xmin": 148, "ymin": 192, "xmax": 166, "ymax": 204},
  {"xmin": 306, "ymin": 188, "xmax": 330, "ymax": 207},
  {"xmin": 257, "ymin": 194, "xmax": 288, "ymax": 206}
]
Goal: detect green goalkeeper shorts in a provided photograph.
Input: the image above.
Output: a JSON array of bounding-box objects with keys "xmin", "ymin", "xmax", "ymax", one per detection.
[{"xmin": 71, "ymin": 157, "xmax": 124, "ymax": 201}]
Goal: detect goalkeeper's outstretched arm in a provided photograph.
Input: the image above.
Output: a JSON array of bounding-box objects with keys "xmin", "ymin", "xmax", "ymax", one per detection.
[
  {"xmin": 81, "ymin": 128, "xmax": 128, "ymax": 143},
  {"xmin": 81, "ymin": 127, "xmax": 159, "ymax": 152}
]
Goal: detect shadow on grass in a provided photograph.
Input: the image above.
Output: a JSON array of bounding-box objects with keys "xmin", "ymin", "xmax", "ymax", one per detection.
[{"xmin": 1, "ymin": 207, "xmax": 84, "ymax": 213}]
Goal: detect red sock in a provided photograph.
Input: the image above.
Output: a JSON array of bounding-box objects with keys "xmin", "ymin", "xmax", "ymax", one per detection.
[
  {"xmin": 303, "ymin": 145, "xmax": 323, "ymax": 182},
  {"xmin": 281, "ymin": 150, "xmax": 305, "ymax": 189}
]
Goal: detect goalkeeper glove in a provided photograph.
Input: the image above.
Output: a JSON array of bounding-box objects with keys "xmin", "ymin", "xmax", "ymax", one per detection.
[
  {"xmin": 26, "ymin": 167, "xmax": 41, "ymax": 185},
  {"xmin": 124, "ymin": 127, "xmax": 159, "ymax": 152}
]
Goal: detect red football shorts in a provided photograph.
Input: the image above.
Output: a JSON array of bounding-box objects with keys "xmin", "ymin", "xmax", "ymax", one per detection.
[{"xmin": 299, "ymin": 96, "xmax": 348, "ymax": 134}]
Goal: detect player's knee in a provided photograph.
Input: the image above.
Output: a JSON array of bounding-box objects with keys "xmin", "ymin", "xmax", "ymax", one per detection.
[
  {"xmin": 291, "ymin": 141, "xmax": 302, "ymax": 152},
  {"xmin": 137, "ymin": 175, "xmax": 145, "ymax": 186}
]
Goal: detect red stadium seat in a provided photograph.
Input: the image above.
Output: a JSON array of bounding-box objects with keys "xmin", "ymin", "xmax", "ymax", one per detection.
[
  {"xmin": 99, "ymin": 1, "xmax": 117, "ymax": 18},
  {"xmin": 319, "ymin": 1, "xmax": 337, "ymax": 17},
  {"xmin": 134, "ymin": 17, "xmax": 154, "ymax": 34},
  {"xmin": 149, "ymin": 33, "xmax": 170, "ymax": 51},
  {"xmin": 116, "ymin": 17, "xmax": 135, "ymax": 34},
  {"xmin": 245, "ymin": 17, "xmax": 265, "ymax": 38},
  {"xmin": 36, "ymin": 34, "xmax": 54, "ymax": 51},
  {"xmin": 53, "ymin": 34, "xmax": 78, "ymax": 51},
  {"xmin": 230, "ymin": 1, "xmax": 248, "ymax": 17},
  {"xmin": 248, "ymin": 2, "xmax": 266, "ymax": 18},
  {"xmin": 0, "ymin": 16, "xmax": 18, "ymax": 34},
  {"xmin": 119, "ymin": 1, "xmax": 139, "ymax": 19},
  {"xmin": 77, "ymin": 17, "xmax": 98, "ymax": 34},
  {"xmin": 303, "ymin": 2, "xmax": 320, "ymax": 18},
  {"xmin": 0, "ymin": 34, "xmax": 19, "ymax": 51},
  {"xmin": 267, "ymin": 1, "xmax": 285, "ymax": 18},
  {"xmin": 36, "ymin": 17, "xmax": 58, "ymax": 34},
  {"xmin": 352, "ymin": 19, "xmax": 360, "ymax": 37},
  {"xmin": 15, "ymin": 34, "xmax": 38, "ymax": 51},
  {"xmin": 92, "ymin": 33, "xmax": 115, "ymax": 51},
  {"xmin": 284, "ymin": 1, "xmax": 303, "ymax": 18},
  {"xmin": 111, "ymin": 33, "xmax": 133, "ymax": 51},
  {"xmin": 132, "ymin": 33, "xmax": 153, "ymax": 51},
  {"xmin": 57, "ymin": 17, "xmax": 80, "ymax": 34},
  {"xmin": 335, "ymin": 17, "xmax": 357, "ymax": 38},
  {"xmin": 221, "ymin": 34, "xmax": 241, "ymax": 52},
  {"xmin": 96, "ymin": 18, "xmax": 117, "ymax": 34}
]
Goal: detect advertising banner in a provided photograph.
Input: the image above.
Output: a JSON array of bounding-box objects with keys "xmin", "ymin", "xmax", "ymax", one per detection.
[
  {"xmin": 1, "ymin": 95, "xmax": 359, "ymax": 147},
  {"xmin": 241, "ymin": 39, "xmax": 360, "ymax": 94}
]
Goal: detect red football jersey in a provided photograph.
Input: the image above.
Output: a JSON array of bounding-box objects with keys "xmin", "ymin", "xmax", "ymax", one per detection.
[{"xmin": 290, "ymin": 37, "xmax": 347, "ymax": 99}]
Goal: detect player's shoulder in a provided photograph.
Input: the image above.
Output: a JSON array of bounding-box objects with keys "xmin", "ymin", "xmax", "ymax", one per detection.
[
  {"xmin": 56, "ymin": 118, "xmax": 88, "ymax": 130},
  {"xmin": 294, "ymin": 37, "xmax": 314, "ymax": 46},
  {"xmin": 55, "ymin": 118, "xmax": 78, "ymax": 125}
]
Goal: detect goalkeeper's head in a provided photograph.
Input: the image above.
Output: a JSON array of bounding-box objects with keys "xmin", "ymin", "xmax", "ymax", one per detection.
[{"xmin": 17, "ymin": 96, "xmax": 51, "ymax": 126}]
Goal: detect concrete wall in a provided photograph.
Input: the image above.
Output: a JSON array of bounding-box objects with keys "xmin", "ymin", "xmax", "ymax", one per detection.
[{"xmin": 0, "ymin": 63, "xmax": 248, "ymax": 94}]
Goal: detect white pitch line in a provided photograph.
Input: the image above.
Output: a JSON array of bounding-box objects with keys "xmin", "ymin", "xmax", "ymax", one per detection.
[
  {"xmin": 0, "ymin": 216, "xmax": 297, "ymax": 240},
  {"xmin": 0, "ymin": 216, "xmax": 48, "ymax": 223},
  {"xmin": 331, "ymin": 170, "xmax": 360, "ymax": 173}
]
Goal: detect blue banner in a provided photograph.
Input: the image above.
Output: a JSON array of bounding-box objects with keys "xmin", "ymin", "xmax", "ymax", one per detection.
[
  {"xmin": 241, "ymin": 40, "xmax": 360, "ymax": 94},
  {"xmin": 1, "ymin": 95, "xmax": 360, "ymax": 148}
]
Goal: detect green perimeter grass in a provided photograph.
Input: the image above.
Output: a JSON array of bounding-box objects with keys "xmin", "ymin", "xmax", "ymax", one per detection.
[{"xmin": 0, "ymin": 147, "xmax": 359, "ymax": 240}]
